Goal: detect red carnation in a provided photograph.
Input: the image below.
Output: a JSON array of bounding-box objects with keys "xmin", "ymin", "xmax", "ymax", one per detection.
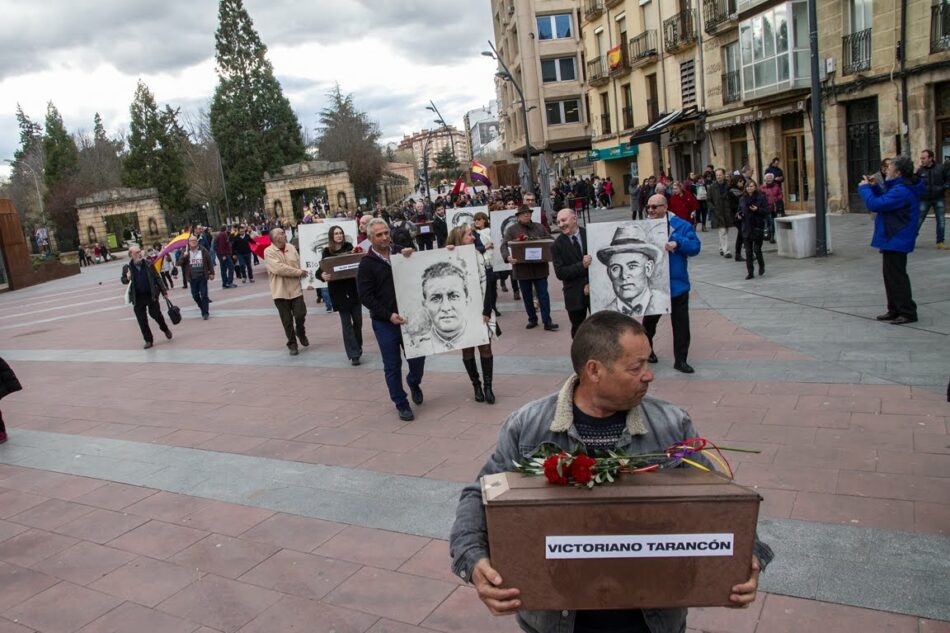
[
  {"xmin": 543, "ymin": 454, "xmax": 569, "ymax": 485},
  {"xmin": 353, "ymin": 246, "xmax": 363, "ymax": 253},
  {"xmin": 569, "ymin": 454, "xmax": 597, "ymax": 485},
  {"xmin": 517, "ymin": 234, "xmax": 528, "ymax": 241}
]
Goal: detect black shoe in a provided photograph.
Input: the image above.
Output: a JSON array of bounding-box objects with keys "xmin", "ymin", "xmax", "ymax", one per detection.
[
  {"xmin": 397, "ymin": 406, "xmax": 415, "ymax": 422},
  {"xmin": 648, "ymin": 352, "xmax": 658, "ymax": 364},
  {"xmin": 758, "ymin": 266, "xmax": 765, "ymax": 277},
  {"xmin": 735, "ymin": 256, "xmax": 745, "ymax": 262},
  {"xmin": 745, "ymin": 273, "xmax": 754, "ymax": 280},
  {"xmin": 876, "ymin": 312, "xmax": 898, "ymax": 321},
  {"xmin": 483, "ymin": 383, "xmax": 495, "ymax": 405},
  {"xmin": 409, "ymin": 383, "xmax": 424, "ymax": 405},
  {"xmin": 143, "ymin": 341, "xmax": 153, "ymax": 349},
  {"xmin": 513, "ymin": 292, "xmax": 521, "ymax": 301},
  {"xmin": 719, "ymin": 250, "xmax": 724, "ymax": 256},
  {"xmin": 289, "ymin": 345, "xmax": 299, "ymax": 356},
  {"xmin": 298, "ymin": 335, "xmax": 309, "ymax": 347},
  {"xmin": 202, "ymin": 314, "xmax": 209, "ymax": 320},
  {"xmin": 543, "ymin": 323, "xmax": 559, "ymax": 331},
  {"xmin": 674, "ymin": 362, "xmax": 695, "ymax": 374},
  {"xmin": 494, "ymin": 308, "xmax": 501, "ymax": 317},
  {"xmin": 526, "ymin": 321, "xmax": 538, "ymax": 329},
  {"xmin": 163, "ymin": 328, "xmax": 173, "ymax": 340},
  {"xmin": 463, "ymin": 357, "xmax": 484, "ymax": 402},
  {"xmin": 890, "ymin": 316, "xmax": 918, "ymax": 325},
  {"xmin": 725, "ymin": 253, "xmax": 733, "ymax": 259},
  {"xmin": 769, "ymin": 239, "xmax": 776, "ymax": 244},
  {"xmin": 351, "ymin": 358, "xmax": 361, "ymax": 366}
]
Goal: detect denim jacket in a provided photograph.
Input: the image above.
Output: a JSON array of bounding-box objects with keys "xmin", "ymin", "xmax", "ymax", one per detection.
[{"xmin": 449, "ymin": 375, "xmax": 774, "ymax": 633}]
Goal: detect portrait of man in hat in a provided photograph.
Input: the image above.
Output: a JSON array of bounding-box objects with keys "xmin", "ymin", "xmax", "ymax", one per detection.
[{"xmin": 591, "ymin": 222, "xmax": 671, "ymax": 317}]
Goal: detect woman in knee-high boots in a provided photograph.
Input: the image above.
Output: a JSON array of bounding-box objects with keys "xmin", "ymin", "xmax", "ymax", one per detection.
[{"xmin": 445, "ymin": 225, "xmax": 497, "ymax": 404}]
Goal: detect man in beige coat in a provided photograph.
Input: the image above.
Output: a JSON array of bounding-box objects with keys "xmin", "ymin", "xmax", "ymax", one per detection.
[{"xmin": 265, "ymin": 227, "xmax": 310, "ymax": 355}]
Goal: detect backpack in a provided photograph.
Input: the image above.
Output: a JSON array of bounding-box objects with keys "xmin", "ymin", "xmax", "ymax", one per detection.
[{"xmin": 391, "ymin": 222, "xmax": 414, "ymax": 249}]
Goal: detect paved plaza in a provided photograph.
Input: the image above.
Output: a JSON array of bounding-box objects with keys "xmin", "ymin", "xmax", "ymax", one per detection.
[{"xmin": 0, "ymin": 212, "xmax": 947, "ymax": 633}]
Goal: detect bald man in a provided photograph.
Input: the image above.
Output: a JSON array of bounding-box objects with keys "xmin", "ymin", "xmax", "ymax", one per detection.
[
  {"xmin": 552, "ymin": 208, "xmax": 591, "ymax": 337},
  {"xmin": 642, "ymin": 194, "xmax": 701, "ymax": 373}
]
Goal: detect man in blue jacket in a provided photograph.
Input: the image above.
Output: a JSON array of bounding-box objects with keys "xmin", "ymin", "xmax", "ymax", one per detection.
[
  {"xmin": 642, "ymin": 194, "xmax": 702, "ymax": 373},
  {"xmin": 859, "ymin": 155, "xmax": 922, "ymax": 325}
]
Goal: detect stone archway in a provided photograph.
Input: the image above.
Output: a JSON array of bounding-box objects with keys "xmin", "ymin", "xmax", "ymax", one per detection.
[
  {"xmin": 263, "ymin": 161, "xmax": 356, "ymax": 222},
  {"xmin": 75, "ymin": 188, "xmax": 169, "ymax": 249}
]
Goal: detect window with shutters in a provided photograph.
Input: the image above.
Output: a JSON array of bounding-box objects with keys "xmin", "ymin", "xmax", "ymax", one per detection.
[{"xmin": 680, "ymin": 60, "xmax": 696, "ymax": 108}]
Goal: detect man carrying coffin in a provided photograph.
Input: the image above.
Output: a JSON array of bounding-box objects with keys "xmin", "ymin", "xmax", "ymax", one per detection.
[{"xmin": 450, "ymin": 311, "xmax": 773, "ymax": 633}]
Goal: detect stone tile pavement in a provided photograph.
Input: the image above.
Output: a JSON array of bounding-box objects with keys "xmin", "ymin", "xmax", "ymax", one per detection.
[{"xmin": 0, "ymin": 212, "xmax": 947, "ymax": 632}]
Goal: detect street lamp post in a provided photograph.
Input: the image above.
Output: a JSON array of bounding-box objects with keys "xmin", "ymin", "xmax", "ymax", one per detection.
[
  {"xmin": 426, "ymin": 101, "xmax": 458, "ymax": 174},
  {"xmin": 482, "ymin": 42, "xmax": 533, "ymax": 189},
  {"xmin": 4, "ymin": 159, "xmax": 50, "ymax": 254}
]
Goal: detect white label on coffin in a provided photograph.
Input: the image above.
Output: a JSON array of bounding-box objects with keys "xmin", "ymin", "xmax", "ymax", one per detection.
[
  {"xmin": 524, "ymin": 247, "xmax": 543, "ymax": 261},
  {"xmin": 419, "ymin": 225, "xmax": 431, "ymax": 234},
  {"xmin": 333, "ymin": 263, "xmax": 360, "ymax": 272},
  {"xmin": 545, "ymin": 533, "xmax": 734, "ymax": 559}
]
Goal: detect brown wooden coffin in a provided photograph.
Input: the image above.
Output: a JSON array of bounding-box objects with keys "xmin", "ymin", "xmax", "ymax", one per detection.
[
  {"xmin": 319, "ymin": 252, "xmax": 365, "ymax": 280},
  {"xmin": 481, "ymin": 469, "xmax": 761, "ymax": 611},
  {"xmin": 509, "ymin": 239, "xmax": 554, "ymax": 263}
]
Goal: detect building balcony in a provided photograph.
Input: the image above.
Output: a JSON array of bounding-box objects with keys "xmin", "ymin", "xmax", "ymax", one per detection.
[
  {"xmin": 933, "ymin": 0, "xmax": 950, "ymax": 53},
  {"xmin": 842, "ymin": 29, "xmax": 872, "ymax": 74},
  {"xmin": 629, "ymin": 30, "xmax": 659, "ymax": 67},
  {"xmin": 587, "ymin": 57, "xmax": 610, "ymax": 86},
  {"xmin": 703, "ymin": 0, "xmax": 737, "ymax": 34},
  {"xmin": 609, "ymin": 45, "xmax": 632, "ymax": 77},
  {"xmin": 583, "ymin": 0, "xmax": 605, "ymax": 21},
  {"xmin": 600, "ymin": 113, "xmax": 613, "ymax": 135},
  {"xmin": 722, "ymin": 70, "xmax": 741, "ymax": 104},
  {"xmin": 646, "ymin": 98, "xmax": 660, "ymax": 124},
  {"xmin": 605, "ymin": 0, "xmax": 624, "ymax": 7},
  {"xmin": 663, "ymin": 9, "xmax": 697, "ymax": 53},
  {"xmin": 622, "ymin": 106, "xmax": 634, "ymax": 130}
]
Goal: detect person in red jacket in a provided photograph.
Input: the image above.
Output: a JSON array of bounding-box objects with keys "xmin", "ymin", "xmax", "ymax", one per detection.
[{"xmin": 668, "ymin": 181, "xmax": 698, "ymax": 225}]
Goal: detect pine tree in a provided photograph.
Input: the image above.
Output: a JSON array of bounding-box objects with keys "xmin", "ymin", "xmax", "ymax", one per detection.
[
  {"xmin": 124, "ymin": 81, "xmax": 162, "ymax": 189},
  {"xmin": 210, "ymin": 0, "xmax": 305, "ymax": 214},
  {"xmin": 42, "ymin": 102, "xmax": 81, "ymax": 250},
  {"xmin": 14, "ymin": 104, "xmax": 43, "ymax": 164},
  {"xmin": 316, "ymin": 85, "xmax": 384, "ymax": 205},
  {"xmin": 9, "ymin": 105, "xmax": 46, "ymax": 227}
]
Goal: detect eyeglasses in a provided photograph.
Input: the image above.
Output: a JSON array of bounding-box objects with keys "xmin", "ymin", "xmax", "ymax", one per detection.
[{"xmin": 646, "ymin": 204, "xmax": 666, "ymax": 210}]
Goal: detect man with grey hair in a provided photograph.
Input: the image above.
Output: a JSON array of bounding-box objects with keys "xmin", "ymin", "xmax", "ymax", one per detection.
[
  {"xmin": 121, "ymin": 245, "xmax": 172, "ymax": 349},
  {"xmin": 265, "ymin": 227, "xmax": 310, "ymax": 355}
]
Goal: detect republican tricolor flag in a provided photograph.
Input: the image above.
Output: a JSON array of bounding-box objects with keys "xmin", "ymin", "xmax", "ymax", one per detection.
[{"xmin": 470, "ymin": 160, "xmax": 491, "ymax": 188}]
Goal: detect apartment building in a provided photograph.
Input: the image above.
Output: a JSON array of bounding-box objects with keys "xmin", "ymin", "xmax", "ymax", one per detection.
[
  {"xmin": 583, "ymin": 0, "xmax": 705, "ymax": 206},
  {"xmin": 398, "ymin": 127, "xmax": 471, "ymax": 173},
  {"xmin": 489, "ymin": 0, "xmax": 592, "ymax": 165}
]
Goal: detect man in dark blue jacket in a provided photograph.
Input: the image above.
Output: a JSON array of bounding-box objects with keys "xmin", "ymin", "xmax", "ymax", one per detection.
[
  {"xmin": 642, "ymin": 194, "xmax": 702, "ymax": 373},
  {"xmin": 915, "ymin": 149, "xmax": 948, "ymax": 249},
  {"xmin": 357, "ymin": 218, "xmax": 425, "ymax": 421},
  {"xmin": 859, "ymin": 155, "xmax": 922, "ymax": 325}
]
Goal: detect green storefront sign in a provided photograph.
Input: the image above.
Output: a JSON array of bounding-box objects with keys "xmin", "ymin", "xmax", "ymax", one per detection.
[{"xmin": 588, "ymin": 144, "xmax": 638, "ymax": 161}]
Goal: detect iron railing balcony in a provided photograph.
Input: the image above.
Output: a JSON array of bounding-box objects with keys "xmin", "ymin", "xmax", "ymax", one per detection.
[
  {"xmin": 600, "ymin": 113, "xmax": 613, "ymax": 135},
  {"xmin": 646, "ymin": 98, "xmax": 660, "ymax": 124},
  {"xmin": 587, "ymin": 57, "xmax": 610, "ymax": 86},
  {"xmin": 842, "ymin": 29, "xmax": 872, "ymax": 74},
  {"xmin": 722, "ymin": 70, "xmax": 741, "ymax": 104},
  {"xmin": 609, "ymin": 45, "xmax": 632, "ymax": 76},
  {"xmin": 622, "ymin": 106, "xmax": 634, "ymax": 130},
  {"xmin": 605, "ymin": 0, "xmax": 624, "ymax": 7},
  {"xmin": 664, "ymin": 9, "xmax": 697, "ymax": 52},
  {"xmin": 703, "ymin": 0, "xmax": 737, "ymax": 33},
  {"xmin": 932, "ymin": 0, "xmax": 950, "ymax": 53},
  {"xmin": 583, "ymin": 0, "xmax": 605, "ymax": 21},
  {"xmin": 630, "ymin": 30, "xmax": 659, "ymax": 66}
]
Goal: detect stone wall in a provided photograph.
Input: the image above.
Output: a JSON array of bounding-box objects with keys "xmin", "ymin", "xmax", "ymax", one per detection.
[
  {"xmin": 75, "ymin": 188, "xmax": 169, "ymax": 247},
  {"xmin": 263, "ymin": 161, "xmax": 357, "ymax": 219}
]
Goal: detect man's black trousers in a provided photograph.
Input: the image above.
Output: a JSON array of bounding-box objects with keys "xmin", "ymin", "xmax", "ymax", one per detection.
[
  {"xmin": 642, "ymin": 292, "xmax": 691, "ymax": 365},
  {"xmin": 882, "ymin": 251, "xmax": 917, "ymax": 319},
  {"xmin": 274, "ymin": 295, "xmax": 307, "ymax": 348},
  {"xmin": 134, "ymin": 297, "xmax": 168, "ymax": 343}
]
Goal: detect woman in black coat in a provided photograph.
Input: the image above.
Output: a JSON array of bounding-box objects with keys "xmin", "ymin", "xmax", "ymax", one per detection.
[
  {"xmin": 728, "ymin": 175, "xmax": 747, "ymax": 263},
  {"xmin": 317, "ymin": 225, "xmax": 364, "ymax": 365},
  {"xmin": 739, "ymin": 180, "xmax": 769, "ymax": 279},
  {"xmin": 0, "ymin": 356, "xmax": 23, "ymax": 443}
]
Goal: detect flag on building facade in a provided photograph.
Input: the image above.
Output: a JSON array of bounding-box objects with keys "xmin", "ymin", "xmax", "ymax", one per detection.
[
  {"xmin": 607, "ymin": 45, "xmax": 624, "ymax": 70},
  {"xmin": 470, "ymin": 160, "xmax": 492, "ymax": 188}
]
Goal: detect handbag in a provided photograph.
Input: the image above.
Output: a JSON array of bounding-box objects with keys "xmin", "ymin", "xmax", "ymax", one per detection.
[
  {"xmin": 171, "ymin": 267, "xmax": 179, "ymax": 277},
  {"xmin": 165, "ymin": 297, "xmax": 182, "ymax": 325}
]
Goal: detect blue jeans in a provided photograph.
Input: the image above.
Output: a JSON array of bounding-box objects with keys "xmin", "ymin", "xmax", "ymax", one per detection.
[
  {"xmin": 236, "ymin": 253, "xmax": 254, "ymax": 280},
  {"xmin": 517, "ymin": 278, "xmax": 552, "ymax": 325},
  {"xmin": 217, "ymin": 254, "xmax": 234, "ymax": 287},
  {"xmin": 320, "ymin": 287, "xmax": 333, "ymax": 311},
  {"xmin": 189, "ymin": 276, "xmax": 210, "ymax": 317},
  {"xmin": 371, "ymin": 319, "xmax": 425, "ymax": 409},
  {"xmin": 918, "ymin": 199, "xmax": 946, "ymax": 244}
]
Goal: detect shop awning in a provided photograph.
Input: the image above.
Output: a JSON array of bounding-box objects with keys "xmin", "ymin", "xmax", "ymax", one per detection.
[{"xmin": 629, "ymin": 108, "xmax": 702, "ymax": 146}]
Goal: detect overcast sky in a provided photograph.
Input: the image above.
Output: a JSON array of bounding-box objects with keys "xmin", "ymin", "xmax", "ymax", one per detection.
[{"xmin": 0, "ymin": 0, "xmax": 498, "ymax": 179}]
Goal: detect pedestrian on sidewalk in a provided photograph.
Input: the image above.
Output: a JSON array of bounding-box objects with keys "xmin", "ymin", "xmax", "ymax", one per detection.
[
  {"xmin": 318, "ymin": 225, "xmax": 364, "ymax": 365},
  {"xmin": 0, "ymin": 356, "xmax": 23, "ymax": 444},
  {"xmin": 739, "ymin": 180, "xmax": 768, "ymax": 280},
  {"xmin": 357, "ymin": 218, "xmax": 425, "ymax": 421},
  {"xmin": 122, "ymin": 245, "xmax": 173, "ymax": 349},
  {"xmin": 642, "ymin": 194, "xmax": 701, "ymax": 374},
  {"xmin": 552, "ymin": 208, "xmax": 591, "ymax": 338},
  {"xmin": 859, "ymin": 155, "xmax": 922, "ymax": 325},
  {"xmin": 177, "ymin": 236, "xmax": 214, "ymax": 320},
  {"xmin": 232, "ymin": 224, "xmax": 256, "ymax": 284},
  {"xmin": 264, "ymin": 227, "xmax": 310, "ymax": 355},
  {"xmin": 215, "ymin": 225, "xmax": 236, "ymax": 288},
  {"xmin": 449, "ymin": 311, "xmax": 771, "ymax": 627},
  {"xmin": 445, "ymin": 225, "xmax": 497, "ymax": 404},
  {"xmin": 761, "ymin": 173, "xmax": 784, "ymax": 243},
  {"xmin": 915, "ymin": 149, "xmax": 948, "ymax": 249},
  {"xmin": 501, "ymin": 205, "xmax": 558, "ymax": 332},
  {"xmin": 729, "ymin": 175, "xmax": 747, "ymax": 262}
]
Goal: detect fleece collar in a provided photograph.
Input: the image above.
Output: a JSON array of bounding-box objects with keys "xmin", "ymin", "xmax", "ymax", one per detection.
[{"xmin": 550, "ymin": 375, "xmax": 648, "ymax": 436}]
